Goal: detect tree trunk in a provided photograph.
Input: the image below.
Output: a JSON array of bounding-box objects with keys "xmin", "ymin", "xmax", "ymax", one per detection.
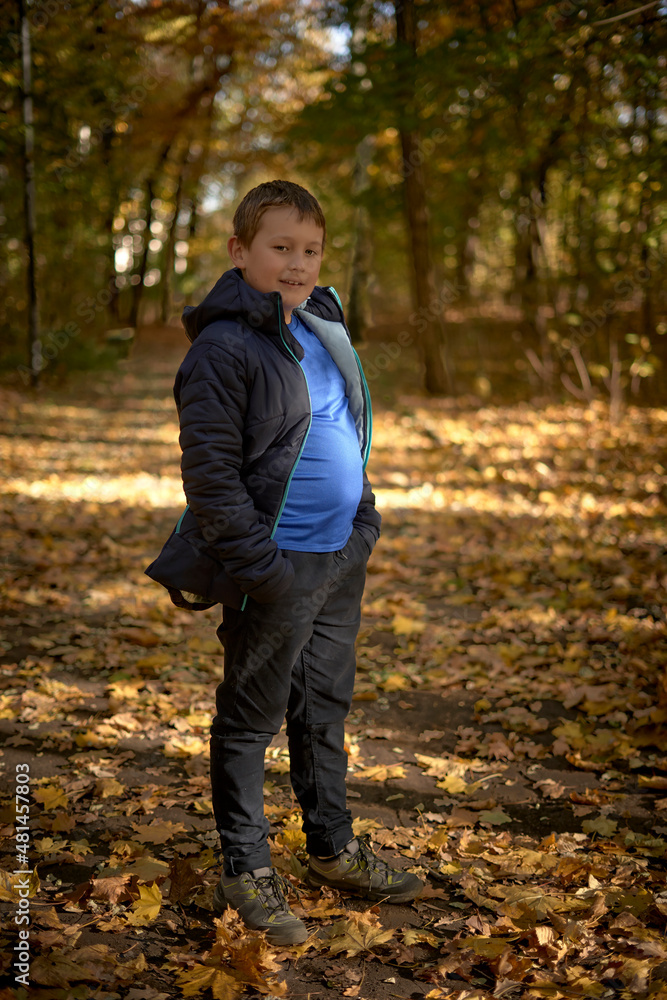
[
  {"xmin": 129, "ymin": 140, "xmax": 172, "ymax": 329},
  {"xmin": 19, "ymin": 0, "xmax": 40, "ymax": 385},
  {"xmin": 102, "ymin": 133, "xmax": 120, "ymax": 323},
  {"xmin": 346, "ymin": 136, "xmax": 373, "ymax": 344},
  {"xmin": 161, "ymin": 145, "xmax": 188, "ymax": 324},
  {"xmin": 639, "ymin": 11, "xmax": 655, "ymax": 346},
  {"xmin": 395, "ymin": 0, "xmax": 450, "ymax": 395}
]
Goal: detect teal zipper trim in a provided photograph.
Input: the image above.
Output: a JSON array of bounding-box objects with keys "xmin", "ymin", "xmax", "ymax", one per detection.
[
  {"xmin": 272, "ymin": 303, "xmax": 312, "ymax": 537},
  {"xmin": 352, "ymin": 346, "xmax": 373, "ymax": 469},
  {"xmin": 327, "ymin": 286, "xmax": 373, "ymax": 470},
  {"xmin": 239, "ymin": 306, "xmax": 311, "ymax": 615},
  {"xmin": 175, "ymin": 504, "xmax": 189, "ymax": 532},
  {"xmin": 328, "ymin": 285, "xmax": 344, "ymax": 312}
]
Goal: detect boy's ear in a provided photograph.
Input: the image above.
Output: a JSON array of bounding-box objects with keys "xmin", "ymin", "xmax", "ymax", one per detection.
[{"xmin": 227, "ymin": 235, "xmax": 246, "ymax": 268}]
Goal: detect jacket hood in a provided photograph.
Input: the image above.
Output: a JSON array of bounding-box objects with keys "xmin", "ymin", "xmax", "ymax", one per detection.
[{"xmin": 181, "ymin": 267, "xmax": 343, "ymax": 343}]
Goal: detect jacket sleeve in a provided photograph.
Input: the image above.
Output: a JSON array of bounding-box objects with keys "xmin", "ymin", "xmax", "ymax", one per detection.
[
  {"xmin": 353, "ymin": 470, "xmax": 381, "ymax": 555},
  {"xmin": 177, "ymin": 340, "xmax": 294, "ymax": 603}
]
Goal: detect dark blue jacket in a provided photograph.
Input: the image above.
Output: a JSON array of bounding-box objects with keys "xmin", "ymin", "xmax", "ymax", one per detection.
[{"xmin": 145, "ymin": 267, "xmax": 380, "ymax": 610}]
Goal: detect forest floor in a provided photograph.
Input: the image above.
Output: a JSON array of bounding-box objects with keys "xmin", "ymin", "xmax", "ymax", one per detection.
[{"xmin": 0, "ymin": 329, "xmax": 666, "ymax": 1000}]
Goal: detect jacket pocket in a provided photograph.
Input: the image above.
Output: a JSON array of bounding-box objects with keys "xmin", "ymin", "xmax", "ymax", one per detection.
[{"xmin": 144, "ymin": 507, "xmax": 245, "ymax": 610}]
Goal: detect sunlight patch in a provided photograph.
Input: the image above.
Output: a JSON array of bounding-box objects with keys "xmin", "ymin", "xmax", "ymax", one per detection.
[{"xmin": 5, "ymin": 473, "xmax": 183, "ymax": 507}]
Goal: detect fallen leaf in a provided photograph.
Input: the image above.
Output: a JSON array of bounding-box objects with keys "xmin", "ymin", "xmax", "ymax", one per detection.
[
  {"xmin": 324, "ymin": 911, "xmax": 396, "ymax": 957},
  {"xmin": 126, "ymin": 883, "xmax": 163, "ymax": 926},
  {"xmin": 131, "ymin": 820, "xmax": 188, "ymax": 844},
  {"xmin": 352, "ymin": 764, "xmax": 406, "ymax": 782}
]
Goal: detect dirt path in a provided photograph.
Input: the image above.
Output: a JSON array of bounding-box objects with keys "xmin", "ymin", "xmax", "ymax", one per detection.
[{"xmin": 0, "ymin": 332, "xmax": 666, "ymax": 999}]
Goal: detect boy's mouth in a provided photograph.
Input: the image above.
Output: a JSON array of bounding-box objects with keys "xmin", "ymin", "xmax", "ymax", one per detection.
[{"xmin": 280, "ymin": 279, "xmax": 303, "ymax": 287}]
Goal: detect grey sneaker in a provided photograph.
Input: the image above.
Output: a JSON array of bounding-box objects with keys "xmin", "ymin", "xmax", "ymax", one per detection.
[
  {"xmin": 213, "ymin": 866, "xmax": 308, "ymax": 946},
  {"xmin": 306, "ymin": 836, "xmax": 423, "ymax": 903}
]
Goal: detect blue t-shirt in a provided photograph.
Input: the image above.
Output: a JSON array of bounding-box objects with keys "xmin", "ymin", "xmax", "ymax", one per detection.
[{"xmin": 273, "ymin": 314, "xmax": 363, "ymax": 552}]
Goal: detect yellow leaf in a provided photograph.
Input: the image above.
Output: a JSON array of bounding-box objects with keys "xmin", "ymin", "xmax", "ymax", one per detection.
[
  {"xmin": 68, "ymin": 839, "xmax": 93, "ymax": 855},
  {"xmin": 123, "ymin": 854, "xmax": 171, "ymax": 882},
  {"xmin": 414, "ymin": 753, "xmax": 481, "ymax": 779},
  {"xmin": 301, "ymin": 898, "xmax": 348, "ymax": 919},
  {"xmin": 552, "ymin": 720, "xmax": 586, "ymax": 748},
  {"xmin": 0, "ymin": 871, "xmax": 17, "ymax": 902},
  {"xmin": 176, "ymin": 964, "xmax": 242, "ymax": 1000},
  {"xmin": 134, "ymin": 652, "xmax": 172, "ymax": 669},
  {"xmin": 497, "ymin": 886, "xmax": 588, "ymax": 920},
  {"xmin": 582, "ymin": 816, "xmax": 618, "ymax": 838},
  {"xmin": 33, "ymin": 837, "xmax": 61, "ymax": 854},
  {"xmin": 324, "ymin": 911, "xmax": 396, "ymax": 957},
  {"xmin": 426, "ymin": 829, "xmax": 449, "ymax": 851},
  {"xmin": 164, "ymin": 736, "xmax": 208, "ymax": 757},
  {"xmin": 74, "ymin": 729, "xmax": 115, "ymax": 749},
  {"xmin": 352, "ymin": 764, "xmax": 406, "ymax": 782},
  {"xmin": 95, "ymin": 778, "xmax": 125, "ymax": 798},
  {"xmin": 565, "ymin": 968, "xmax": 606, "ymax": 996},
  {"xmin": 352, "ymin": 817, "xmax": 382, "ymax": 837},
  {"xmin": 193, "ymin": 797, "xmax": 214, "ymax": 814},
  {"xmin": 131, "ymin": 820, "xmax": 187, "ymax": 844},
  {"xmin": 380, "ymin": 672, "xmax": 412, "ymax": 692},
  {"xmin": 478, "ymin": 808, "xmax": 512, "ymax": 825},
  {"xmin": 188, "ymin": 636, "xmax": 221, "ymax": 654},
  {"xmin": 436, "ymin": 774, "xmax": 469, "ymax": 794},
  {"xmin": 0, "ymin": 869, "xmax": 40, "ymax": 901},
  {"xmin": 392, "ymin": 614, "xmax": 426, "ymax": 636},
  {"xmin": 274, "ymin": 823, "xmax": 307, "ymax": 852},
  {"xmin": 460, "ymin": 935, "xmax": 514, "ymax": 958},
  {"xmin": 126, "ymin": 882, "xmax": 162, "ymax": 926},
  {"xmin": 402, "ymin": 928, "xmax": 440, "ymax": 948},
  {"xmin": 208, "ymin": 912, "xmax": 288, "ymax": 993},
  {"xmin": 33, "ymin": 783, "xmax": 69, "ymax": 810}
]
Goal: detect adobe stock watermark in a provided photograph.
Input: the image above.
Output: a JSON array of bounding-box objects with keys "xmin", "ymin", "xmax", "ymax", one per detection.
[
  {"xmin": 395, "ymin": 74, "xmax": 499, "ymax": 187},
  {"xmin": 362, "ymin": 271, "xmax": 469, "ymax": 383},
  {"xmin": 545, "ymin": 1, "xmax": 588, "ymax": 28},
  {"xmin": 222, "ymin": 536, "xmax": 370, "ymax": 678},
  {"xmin": 13, "ymin": 762, "xmax": 32, "ymax": 988},
  {"xmin": 558, "ymin": 241, "xmax": 666, "ymax": 358},
  {"xmin": 54, "ymin": 63, "xmax": 170, "ymax": 184},
  {"xmin": 16, "ymin": 280, "xmax": 121, "ymax": 385}
]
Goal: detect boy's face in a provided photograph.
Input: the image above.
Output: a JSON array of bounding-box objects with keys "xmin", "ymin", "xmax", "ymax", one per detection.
[{"xmin": 228, "ymin": 206, "xmax": 324, "ymax": 323}]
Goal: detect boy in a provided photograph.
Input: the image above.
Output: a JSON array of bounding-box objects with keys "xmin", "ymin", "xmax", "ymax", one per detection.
[{"xmin": 148, "ymin": 180, "xmax": 422, "ymax": 945}]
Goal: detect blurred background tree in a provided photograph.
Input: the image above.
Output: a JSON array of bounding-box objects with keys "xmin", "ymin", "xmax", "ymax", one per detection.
[{"xmin": 1, "ymin": 0, "xmax": 665, "ymax": 404}]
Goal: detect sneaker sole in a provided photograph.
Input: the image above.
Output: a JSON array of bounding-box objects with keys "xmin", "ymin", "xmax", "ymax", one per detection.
[{"xmin": 305, "ymin": 872, "xmax": 422, "ymax": 904}]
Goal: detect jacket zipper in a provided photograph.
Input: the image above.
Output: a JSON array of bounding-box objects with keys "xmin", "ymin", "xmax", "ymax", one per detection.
[
  {"xmin": 352, "ymin": 346, "xmax": 373, "ymax": 470},
  {"xmin": 180, "ymin": 295, "xmax": 367, "ymax": 610},
  {"xmin": 271, "ymin": 302, "xmax": 313, "ymax": 538},
  {"xmin": 175, "ymin": 505, "xmax": 189, "ymax": 533},
  {"xmin": 235, "ymin": 306, "xmax": 312, "ymax": 613}
]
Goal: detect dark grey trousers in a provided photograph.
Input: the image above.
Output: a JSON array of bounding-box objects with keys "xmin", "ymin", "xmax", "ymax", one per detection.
[{"xmin": 210, "ymin": 528, "xmax": 369, "ymax": 874}]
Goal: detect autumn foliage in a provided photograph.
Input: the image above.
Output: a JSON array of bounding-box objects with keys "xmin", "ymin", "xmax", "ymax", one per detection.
[{"xmin": 0, "ymin": 339, "xmax": 666, "ymax": 999}]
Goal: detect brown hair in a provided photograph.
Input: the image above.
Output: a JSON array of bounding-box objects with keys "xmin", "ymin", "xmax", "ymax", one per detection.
[{"xmin": 232, "ymin": 180, "xmax": 326, "ymax": 249}]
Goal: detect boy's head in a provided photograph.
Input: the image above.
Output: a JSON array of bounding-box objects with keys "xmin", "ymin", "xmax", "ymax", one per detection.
[
  {"xmin": 228, "ymin": 180, "xmax": 327, "ymax": 322},
  {"xmin": 232, "ymin": 180, "xmax": 326, "ymax": 250}
]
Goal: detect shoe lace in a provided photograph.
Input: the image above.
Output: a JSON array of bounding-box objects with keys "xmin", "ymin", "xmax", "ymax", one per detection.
[
  {"xmin": 352, "ymin": 835, "xmax": 393, "ymax": 878},
  {"xmin": 254, "ymin": 870, "xmax": 298, "ymax": 915}
]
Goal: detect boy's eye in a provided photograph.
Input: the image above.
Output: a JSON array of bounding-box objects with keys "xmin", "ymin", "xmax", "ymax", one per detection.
[
  {"xmin": 306, "ymin": 249, "xmax": 319, "ymax": 256},
  {"xmin": 274, "ymin": 245, "xmax": 288, "ymax": 251}
]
